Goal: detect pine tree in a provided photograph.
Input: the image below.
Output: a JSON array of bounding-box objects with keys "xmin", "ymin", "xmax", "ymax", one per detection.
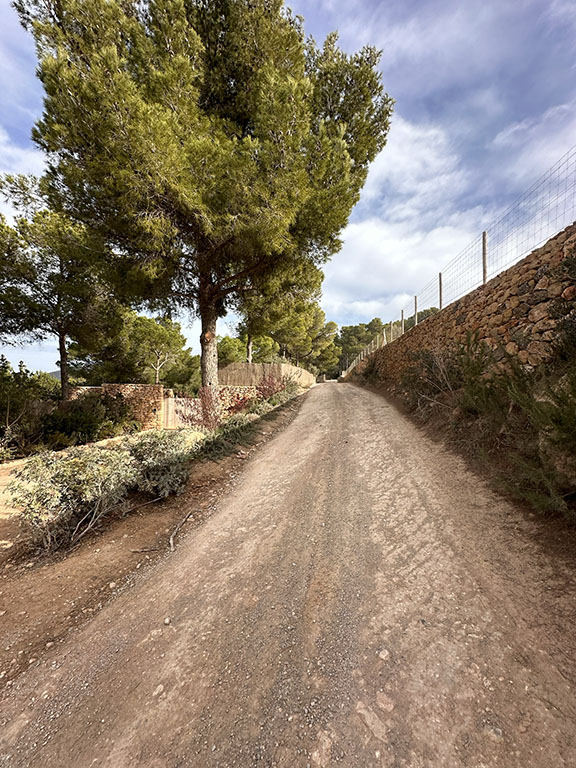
[
  {"xmin": 0, "ymin": 176, "xmax": 117, "ymax": 399},
  {"xmin": 15, "ymin": 0, "xmax": 393, "ymax": 414}
]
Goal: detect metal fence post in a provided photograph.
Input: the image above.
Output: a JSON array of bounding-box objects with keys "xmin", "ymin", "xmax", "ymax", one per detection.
[
  {"xmin": 401, "ymin": 309, "xmax": 404, "ymax": 335},
  {"xmin": 439, "ymin": 272, "xmax": 443, "ymax": 310},
  {"xmin": 482, "ymin": 230, "xmax": 487, "ymax": 285},
  {"xmin": 414, "ymin": 295, "xmax": 418, "ymax": 326}
]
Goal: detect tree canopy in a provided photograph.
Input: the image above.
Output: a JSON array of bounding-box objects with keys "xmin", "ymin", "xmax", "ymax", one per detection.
[
  {"xmin": 69, "ymin": 311, "xmax": 200, "ymax": 392},
  {"xmin": 337, "ymin": 318, "xmax": 385, "ymax": 371},
  {"xmin": 0, "ymin": 177, "xmax": 117, "ymax": 399},
  {"xmin": 15, "ymin": 0, "xmax": 393, "ymax": 406}
]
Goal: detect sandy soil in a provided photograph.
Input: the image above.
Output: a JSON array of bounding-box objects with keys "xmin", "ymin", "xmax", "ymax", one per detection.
[
  {"xmin": 0, "ymin": 458, "xmax": 27, "ymax": 552},
  {"xmin": 1, "ymin": 382, "xmax": 575, "ymax": 767}
]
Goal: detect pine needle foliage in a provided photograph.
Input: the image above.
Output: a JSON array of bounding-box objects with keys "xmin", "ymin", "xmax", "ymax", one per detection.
[{"xmin": 14, "ymin": 0, "xmax": 393, "ymax": 395}]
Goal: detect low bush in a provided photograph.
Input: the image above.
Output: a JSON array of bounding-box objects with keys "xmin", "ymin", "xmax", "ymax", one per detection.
[
  {"xmin": 197, "ymin": 413, "xmax": 260, "ymax": 460},
  {"xmin": 0, "ymin": 357, "xmax": 60, "ymax": 458},
  {"xmin": 40, "ymin": 393, "xmax": 138, "ymax": 449},
  {"xmin": 256, "ymin": 373, "xmax": 286, "ymax": 400},
  {"xmin": 226, "ymin": 391, "xmax": 257, "ymax": 415},
  {"xmin": 9, "ymin": 446, "xmax": 137, "ymax": 549},
  {"xmin": 124, "ymin": 429, "xmax": 202, "ymax": 497},
  {"xmin": 248, "ymin": 399, "xmax": 274, "ymax": 416}
]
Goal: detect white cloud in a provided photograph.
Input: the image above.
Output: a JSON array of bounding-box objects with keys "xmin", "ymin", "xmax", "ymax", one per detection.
[
  {"xmin": 0, "ymin": 126, "xmax": 45, "ymax": 177},
  {"xmin": 360, "ymin": 115, "xmax": 470, "ymax": 225},
  {"xmin": 545, "ymin": 0, "xmax": 576, "ymax": 32},
  {"xmin": 322, "ymin": 92, "xmax": 576, "ymax": 327},
  {"xmin": 491, "ymin": 100, "xmax": 576, "ymax": 184},
  {"xmin": 337, "ymin": 1, "xmax": 542, "ymax": 92},
  {"xmin": 320, "ymin": 112, "xmax": 487, "ymax": 324},
  {"xmin": 0, "ymin": 7, "xmax": 43, "ymax": 130},
  {"xmin": 321, "ymin": 214, "xmax": 481, "ymax": 324}
]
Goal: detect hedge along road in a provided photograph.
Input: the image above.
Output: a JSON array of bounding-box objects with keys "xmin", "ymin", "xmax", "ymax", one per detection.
[{"xmin": 1, "ymin": 382, "xmax": 575, "ymax": 767}]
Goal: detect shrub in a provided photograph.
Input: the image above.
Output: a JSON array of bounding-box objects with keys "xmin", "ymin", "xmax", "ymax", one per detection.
[
  {"xmin": 268, "ymin": 388, "xmax": 293, "ymax": 407},
  {"xmin": 282, "ymin": 375, "xmax": 300, "ymax": 397},
  {"xmin": 0, "ymin": 357, "xmax": 60, "ymax": 459},
  {"xmin": 197, "ymin": 414, "xmax": 259, "ymax": 460},
  {"xmin": 256, "ymin": 373, "xmax": 285, "ymax": 400},
  {"xmin": 9, "ymin": 446, "xmax": 136, "ymax": 549},
  {"xmin": 124, "ymin": 429, "xmax": 198, "ymax": 497},
  {"xmin": 40, "ymin": 393, "xmax": 137, "ymax": 449},
  {"xmin": 248, "ymin": 399, "xmax": 274, "ymax": 416}
]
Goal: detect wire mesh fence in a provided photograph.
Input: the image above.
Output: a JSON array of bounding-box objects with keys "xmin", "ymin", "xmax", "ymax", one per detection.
[{"xmin": 341, "ymin": 143, "xmax": 576, "ymax": 377}]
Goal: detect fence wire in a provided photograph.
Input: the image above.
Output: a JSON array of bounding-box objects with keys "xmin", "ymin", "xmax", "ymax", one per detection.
[{"xmin": 342, "ymin": 144, "xmax": 576, "ymax": 376}]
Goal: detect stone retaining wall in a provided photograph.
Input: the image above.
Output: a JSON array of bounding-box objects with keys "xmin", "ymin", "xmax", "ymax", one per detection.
[
  {"xmin": 345, "ymin": 223, "xmax": 576, "ymax": 385},
  {"xmin": 70, "ymin": 383, "xmax": 164, "ymax": 429}
]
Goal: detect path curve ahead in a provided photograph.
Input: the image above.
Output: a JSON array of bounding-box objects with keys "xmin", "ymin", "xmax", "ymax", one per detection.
[{"xmin": 1, "ymin": 382, "xmax": 575, "ymax": 767}]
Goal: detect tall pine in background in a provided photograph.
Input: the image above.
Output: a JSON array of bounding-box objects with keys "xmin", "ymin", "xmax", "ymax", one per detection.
[{"xmin": 15, "ymin": 0, "xmax": 393, "ymax": 413}]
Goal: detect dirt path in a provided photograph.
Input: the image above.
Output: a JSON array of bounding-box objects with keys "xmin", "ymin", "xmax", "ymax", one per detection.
[{"xmin": 1, "ymin": 382, "xmax": 575, "ymax": 767}]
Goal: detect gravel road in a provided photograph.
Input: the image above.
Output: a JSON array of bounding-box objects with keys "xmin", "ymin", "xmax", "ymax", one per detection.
[{"xmin": 1, "ymin": 382, "xmax": 575, "ymax": 767}]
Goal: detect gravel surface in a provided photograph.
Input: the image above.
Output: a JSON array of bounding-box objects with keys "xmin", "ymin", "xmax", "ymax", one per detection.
[{"xmin": 1, "ymin": 382, "xmax": 575, "ymax": 767}]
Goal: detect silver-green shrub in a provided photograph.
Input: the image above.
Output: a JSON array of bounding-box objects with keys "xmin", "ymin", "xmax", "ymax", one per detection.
[
  {"xmin": 123, "ymin": 429, "xmax": 197, "ymax": 498},
  {"xmin": 9, "ymin": 446, "xmax": 136, "ymax": 549}
]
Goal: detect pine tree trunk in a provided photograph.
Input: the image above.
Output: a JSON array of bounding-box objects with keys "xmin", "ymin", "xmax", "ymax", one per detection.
[
  {"xmin": 246, "ymin": 335, "xmax": 253, "ymax": 364},
  {"xmin": 199, "ymin": 298, "xmax": 220, "ymax": 427},
  {"xmin": 58, "ymin": 333, "xmax": 70, "ymax": 400}
]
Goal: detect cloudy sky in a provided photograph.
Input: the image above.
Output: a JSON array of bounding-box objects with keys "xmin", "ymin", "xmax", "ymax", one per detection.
[{"xmin": 1, "ymin": 0, "xmax": 575, "ymax": 370}]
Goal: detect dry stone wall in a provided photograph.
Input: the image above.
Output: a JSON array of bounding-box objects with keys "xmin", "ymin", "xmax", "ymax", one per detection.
[
  {"xmin": 70, "ymin": 383, "xmax": 165, "ymax": 429},
  {"xmin": 346, "ymin": 223, "xmax": 576, "ymax": 385}
]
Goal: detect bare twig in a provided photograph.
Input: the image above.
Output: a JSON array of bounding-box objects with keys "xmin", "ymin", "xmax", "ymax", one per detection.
[
  {"xmin": 169, "ymin": 511, "xmax": 195, "ymax": 552},
  {"xmin": 129, "ymin": 547, "xmax": 160, "ymax": 553},
  {"xmin": 70, "ymin": 496, "xmax": 163, "ymax": 545},
  {"xmin": 121, "ymin": 497, "xmax": 163, "ymax": 517}
]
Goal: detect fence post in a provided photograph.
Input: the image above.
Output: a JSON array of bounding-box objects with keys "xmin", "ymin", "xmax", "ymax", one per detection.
[
  {"xmin": 389, "ymin": 320, "xmax": 393, "ymax": 342},
  {"xmin": 401, "ymin": 309, "xmax": 404, "ymax": 335},
  {"xmin": 414, "ymin": 295, "xmax": 418, "ymax": 326},
  {"xmin": 482, "ymin": 230, "xmax": 487, "ymax": 285},
  {"xmin": 439, "ymin": 272, "xmax": 443, "ymax": 310}
]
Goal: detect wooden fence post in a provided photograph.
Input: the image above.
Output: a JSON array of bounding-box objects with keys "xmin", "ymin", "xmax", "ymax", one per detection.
[{"xmin": 482, "ymin": 230, "xmax": 487, "ymax": 285}]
